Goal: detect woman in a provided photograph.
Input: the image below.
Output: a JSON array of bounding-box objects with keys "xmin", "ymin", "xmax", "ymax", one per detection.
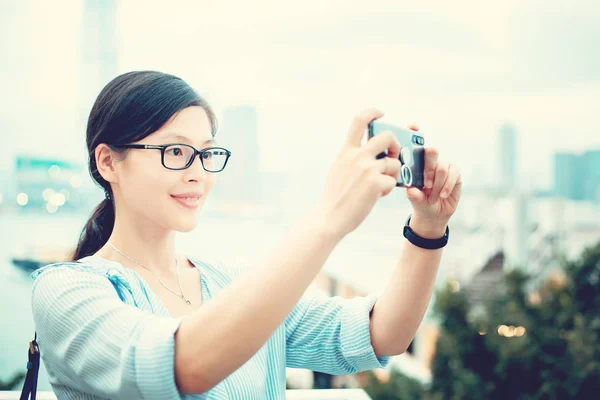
[{"xmin": 31, "ymin": 70, "xmax": 461, "ymax": 399}]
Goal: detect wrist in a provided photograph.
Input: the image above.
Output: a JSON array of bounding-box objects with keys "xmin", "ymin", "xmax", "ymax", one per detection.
[
  {"xmin": 305, "ymin": 205, "xmax": 346, "ymax": 242},
  {"xmin": 409, "ymin": 214, "xmax": 449, "ymax": 239}
]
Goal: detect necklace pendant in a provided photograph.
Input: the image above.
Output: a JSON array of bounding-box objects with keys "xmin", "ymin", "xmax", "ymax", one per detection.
[{"xmin": 185, "ymin": 299, "xmax": 192, "ymax": 306}]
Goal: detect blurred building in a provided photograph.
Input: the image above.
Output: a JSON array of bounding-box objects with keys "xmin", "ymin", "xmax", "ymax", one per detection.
[
  {"xmin": 213, "ymin": 105, "xmax": 261, "ymax": 203},
  {"xmin": 0, "ymin": 2, "xmax": 37, "ymax": 173},
  {"xmin": 79, "ymin": 0, "xmax": 119, "ymax": 131},
  {"xmin": 498, "ymin": 123, "xmax": 518, "ymax": 190},
  {"xmin": 554, "ymin": 150, "xmax": 600, "ymax": 202},
  {"xmin": 13, "ymin": 155, "xmax": 92, "ymax": 212},
  {"xmin": 582, "ymin": 150, "xmax": 600, "ymax": 202}
]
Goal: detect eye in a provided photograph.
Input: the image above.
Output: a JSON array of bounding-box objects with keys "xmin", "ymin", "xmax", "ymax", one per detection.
[
  {"xmin": 202, "ymin": 151, "xmax": 213, "ymax": 160},
  {"xmin": 166, "ymin": 146, "xmax": 185, "ymax": 156}
]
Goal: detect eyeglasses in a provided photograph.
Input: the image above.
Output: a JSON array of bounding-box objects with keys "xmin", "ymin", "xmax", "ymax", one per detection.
[{"xmin": 111, "ymin": 143, "xmax": 232, "ymax": 172}]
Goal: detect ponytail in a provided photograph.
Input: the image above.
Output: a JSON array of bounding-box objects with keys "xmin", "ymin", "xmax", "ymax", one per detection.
[{"xmin": 71, "ymin": 197, "xmax": 115, "ymax": 261}]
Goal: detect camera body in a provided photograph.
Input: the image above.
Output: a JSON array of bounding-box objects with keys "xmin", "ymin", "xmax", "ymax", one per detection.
[{"xmin": 367, "ymin": 120, "xmax": 426, "ymax": 189}]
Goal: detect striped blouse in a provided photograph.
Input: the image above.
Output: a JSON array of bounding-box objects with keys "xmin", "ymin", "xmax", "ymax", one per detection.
[{"xmin": 31, "ymin": 255, "xmax": 390, "ymax": 399}]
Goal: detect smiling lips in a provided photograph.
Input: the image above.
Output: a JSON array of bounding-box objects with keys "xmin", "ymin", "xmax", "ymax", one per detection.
[{"xmin": 171, "ymin": 192, "xmax": 203, "ymax": 209}]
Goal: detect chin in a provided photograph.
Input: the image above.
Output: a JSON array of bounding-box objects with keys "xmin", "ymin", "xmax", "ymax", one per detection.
[
  {"xmin": 167, "ymin": 196, "xmax": 209, "ymax": 232},
  {"xmin": 173, "ymin": 219, "xmax": 200, "ymax": 233},
  {"xmin": 178, "ymin": 224, "xmax": 198, "ymax": 233},
  {"xmin": 168, "ymin": 206, "xmax": 202, "ymax": 232}
]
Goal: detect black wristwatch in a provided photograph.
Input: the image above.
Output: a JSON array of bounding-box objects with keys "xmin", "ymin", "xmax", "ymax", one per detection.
[{"xmin": 403, "ymin": 214, "xmax": 449, "ymax": 250}]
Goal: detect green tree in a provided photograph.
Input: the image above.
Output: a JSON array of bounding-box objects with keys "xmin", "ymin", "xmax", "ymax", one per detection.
[
  {"xmin": 362, "ymin": 242, "xmax": 600, "ymax": 399},
  {"xmin": 427, "ymin": 241, "xmax": 600, "ymax": 399},
  {"xmin": 427, "ymin": 281, "xmax": 496, "ymax": 400},
  {"xmin": 363, "ymin": 368, "xmax": 425, "ymax": 400}
]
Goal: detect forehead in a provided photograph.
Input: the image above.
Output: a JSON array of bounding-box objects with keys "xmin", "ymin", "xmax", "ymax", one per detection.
[{"xmin": 151, "ymin": 106, "xmax": 214, "ymax": 144}]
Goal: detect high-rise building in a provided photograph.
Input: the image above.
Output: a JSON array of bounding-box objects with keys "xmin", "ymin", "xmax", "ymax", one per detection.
[
  {"xmin": 0, "ymin": 2, "xmax": 36, "ymax": 172},
  {"xmin": 498, "ymin": 123, "xmax": 518, "ymax": 190},
  {"xmin": 554, "ymin": 153, "xmax": 584, "ymax": 201},
  {"xmin": 553, "ymin": 150, "xmax": 600, "ymax": 202},
  {"xmin": 213, "ymin": 105, "xmax": 260, "ymax": 202},
  {"xmin": 80, "ymin": 0, "xmax": 119, "ymax": 131},
  {"xmin": 582, "ymin": 150, "xmax": 600, "ymax": 202}
]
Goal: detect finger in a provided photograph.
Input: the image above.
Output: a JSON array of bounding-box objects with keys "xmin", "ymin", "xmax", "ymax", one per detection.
[
  {"xmin": 346, "ymin": 108, "xmax": 384, "ymax": 147},
  {"xmin": 440, "ymin": 164, "xmax": 460, "ymax": 199},
  {"xmin": 429, "ymin": 161, "xmax": 449, "ymax": 204},
  {"xmin": 364, "ymin": 131, "xmax": 401, "ymax": 159},
  {"xmin": 408, "ymin": 124, "xmax": 420, "ymax": 131},
  {"xmin": 375, "ymin": 174, "xmax": 397, "ymax": 197},
  {"xmin": 406, "ymin": 186, "xmax": 426, "ymax": 203},
  {"xmin": 423, "ymin": 147, "xmax": 439, "ymax": 189},
  {"xmin": 376, "ymin": 157, "xmax": 401, "ymax": 180}
]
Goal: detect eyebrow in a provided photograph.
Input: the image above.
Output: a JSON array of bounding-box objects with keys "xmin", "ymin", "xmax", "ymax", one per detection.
[{"xmin": 161, "ymin": 132, "xmax": 216, "ymax": 146}]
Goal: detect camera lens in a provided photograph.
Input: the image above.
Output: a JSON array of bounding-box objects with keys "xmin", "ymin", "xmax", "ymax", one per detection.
[{"xmin": 401, "ymin": 165, "xmax": 413, "ymax": 186}]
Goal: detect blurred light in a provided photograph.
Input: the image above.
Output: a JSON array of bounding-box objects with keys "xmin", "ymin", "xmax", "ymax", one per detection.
[
  {"xmin": 0, "ymin": 192, "xmax": 3, "ymax": 205},
  {"xmin": 505, "ymin": 326, "xmax": 515, "ymax": 337},
  {"xmin": 46, "ymin": 203, "xmax": 58, "ymax": 214},
  {"xmin": 549, "ymin": 270, "xmax": 568, "ymax": 288},
  {"xmin": 497, "ymin": 325, "xmax": 507, "ymax": 336},
  {"xmin": 48, "ymin": 165, "xmax": 61, "ymax": 179},
  {"xmin": 50, "ymin": 193, "xmax": 66, "ymax": 207},
  {"xmin": 479, "ymin": 330, "xmax": 487, "ymax": 335},
  {"xmin": 59, "ymin": 189, "xmax": 71, "ymax": 200},
  {"xmin": 43, "ymin": 188, "xmax": 55, "ymax": 201},
  {"xmin": 70, "ymin": 175, "xmax": 82, "ymax": 188},
  {"xmin": 450, "ymin": 280, "xmax": 460, "ymax": 292},
  {"xmin": 529, "ymin": 291, "xmax": 541, "ymax": 305},
  {"xmin": 17, "ymin": 193, "xmax": 28, "ymax": 206},
  {"xmin": 498, "ymin": 324, "xmax": 526, "ymax": 337}
]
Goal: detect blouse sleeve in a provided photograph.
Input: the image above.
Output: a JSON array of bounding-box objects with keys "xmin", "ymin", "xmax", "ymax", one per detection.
[
  {"xmin": 32, "ymin": 265, "xmax": 187, "ymax": 400},
  {"xmin": 284, "ymin": 292, "xmax": 392, "ymax": 375}
]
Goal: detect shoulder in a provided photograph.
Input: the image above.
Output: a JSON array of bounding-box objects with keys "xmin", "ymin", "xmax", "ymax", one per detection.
[
  {"xmin": 32, "ymin": 257, "xmax": 125, "ymax": 284},
  {"xmin": 31, "ymin": 258, "xmax": 131, "ymax": 305},
  {"xmin": 32, "ymin": 260, "xmax": 102, "ymax": 280}
]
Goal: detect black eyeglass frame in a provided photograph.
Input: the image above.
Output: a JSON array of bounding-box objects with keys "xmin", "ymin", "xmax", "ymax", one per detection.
[{"xmin": 110, "ymin": 143, "xmax": 232, "ymax": 172}]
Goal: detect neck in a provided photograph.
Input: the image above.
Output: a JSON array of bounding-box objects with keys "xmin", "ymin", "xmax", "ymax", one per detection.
[{"xmin": 98, "ymin": 203, "xmax": 178, "ymax": 274}]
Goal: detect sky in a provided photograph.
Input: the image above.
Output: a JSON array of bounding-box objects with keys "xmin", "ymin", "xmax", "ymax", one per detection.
[{"xmin": 1, "ymin": 0, "xmax": 599, "ymax": 190}]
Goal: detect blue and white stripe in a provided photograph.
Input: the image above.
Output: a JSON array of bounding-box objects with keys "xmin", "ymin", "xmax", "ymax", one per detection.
[{"xmin": 31, "ymin": 255, "xmax": 390, "ymax": 399}]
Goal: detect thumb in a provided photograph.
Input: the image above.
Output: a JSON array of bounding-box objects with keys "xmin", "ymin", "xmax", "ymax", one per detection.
[{"xmin": 406, "ymin": 186, "xmax": 426, "ymax": 204}]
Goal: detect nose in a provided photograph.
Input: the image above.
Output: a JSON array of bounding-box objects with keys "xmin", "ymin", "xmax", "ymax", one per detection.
[{"xmin": 183, "ymin": 153, "xmax": 207, "ymax": 182}]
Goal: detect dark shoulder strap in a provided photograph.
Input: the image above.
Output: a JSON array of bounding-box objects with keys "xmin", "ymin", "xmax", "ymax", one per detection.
[{"xmin": 19, "ymin": 332, "xmax": 40, "ymax": 400}]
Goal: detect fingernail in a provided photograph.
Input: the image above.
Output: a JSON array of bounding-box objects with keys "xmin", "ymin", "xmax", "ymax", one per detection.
[
  {"xmin": 426, "ymin": 180, "xmax": 433, "ymax": 188},
  {"xmin": 441, "ymin": 191, "xmax": 448, "ymax": 198}
]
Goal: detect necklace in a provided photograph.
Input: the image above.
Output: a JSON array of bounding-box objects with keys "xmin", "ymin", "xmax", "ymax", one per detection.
[{"xmin": 106, "ymin": 241, "xmax": 192, "ymax": 306}]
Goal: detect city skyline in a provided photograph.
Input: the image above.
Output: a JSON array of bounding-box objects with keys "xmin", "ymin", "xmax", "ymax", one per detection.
[{"xmin": 1, "ymin": 1, "xmax": 599, "ymax": 193}]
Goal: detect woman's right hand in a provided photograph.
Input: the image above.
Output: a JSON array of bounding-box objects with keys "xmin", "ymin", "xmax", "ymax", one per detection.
[{"xmin": 315, "ymin": 108, "xmax": 401, "ymax": 238}]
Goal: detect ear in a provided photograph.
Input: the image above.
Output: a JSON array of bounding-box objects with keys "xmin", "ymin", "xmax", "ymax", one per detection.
[{"xmin": 95, "ymin": 144, "xmax": 119, "ymax": 184}]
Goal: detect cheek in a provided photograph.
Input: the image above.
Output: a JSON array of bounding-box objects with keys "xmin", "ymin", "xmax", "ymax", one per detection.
[
  {"xmin": 205, "ymin": 174, "xmax": 217, "ymax": 193},
  {"xmin": 121, "ymin": 163, "xmax": 173, "ymax": 205}
]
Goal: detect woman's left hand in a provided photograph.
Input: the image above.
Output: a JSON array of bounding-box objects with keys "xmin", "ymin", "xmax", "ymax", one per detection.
[{"xmin": 404, "ymin": 125, "xmax": 462, "ymax": 229}]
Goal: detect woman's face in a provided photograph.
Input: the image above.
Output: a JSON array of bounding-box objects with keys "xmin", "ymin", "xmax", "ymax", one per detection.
[{"xmin": 114, "ymin": 106, "xmax": 217, "ymax": 232}]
